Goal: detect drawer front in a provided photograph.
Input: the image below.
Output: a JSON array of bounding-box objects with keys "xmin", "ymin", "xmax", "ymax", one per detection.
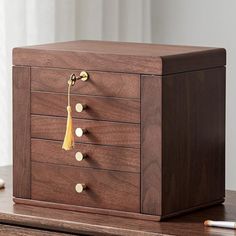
[
  {"xmin": 31, "ymin": 115, "xmax": 140, "ymax": 148},
  {"xmin": 31, "ymin": 92, "xmax": 140, "ymax": 123},
  {"xmin": 31, "ymin": 139, "xmax": 140, "ymax": 173},
  {"xmin": 31, "ymin": 162, "xmax": 140, "ymax": 212},
  {"xmin": 31, "ymin": 67, "xmax": 140, "ymax": 99}
]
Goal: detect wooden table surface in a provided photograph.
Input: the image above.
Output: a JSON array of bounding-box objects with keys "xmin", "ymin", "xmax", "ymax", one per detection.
[{"xmin": 0, "ymin": 166, "xmax": 235, "ymax": 236}]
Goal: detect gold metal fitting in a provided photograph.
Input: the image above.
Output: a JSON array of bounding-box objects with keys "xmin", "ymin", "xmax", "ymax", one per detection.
[
  {"xmin": 75, "ymin": 128, "xmax": 87, "ymax": 137},
  {"xmin": 80, "ymin": 71, "xmax": 89, "ymax": 81},
  {"xmin": 68, "ymin": 71, "xmax": 89, "ymax": 86},
  {"xmin": 75, "ymin": 152, "xmax": 87, "ymax": 161},
  {"xmin": 75, "ymin": 103, "xmax": 87, "ymax": 113},
  {"xmin": 75, "ymin": 183, "xmax": 86, "ymax": 193}
]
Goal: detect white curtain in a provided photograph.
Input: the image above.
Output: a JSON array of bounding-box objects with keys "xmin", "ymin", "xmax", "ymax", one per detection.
[
  {"xmin": 76, "ymin": 0, "xmax": 151, "ymax": 42},
  {"xmin": 0, "ymin": 0, "xmax": 78, "ymax": 166},
  {"xmin": 0, "ymin": 0, "xmax": 151, "ymax": 166}
]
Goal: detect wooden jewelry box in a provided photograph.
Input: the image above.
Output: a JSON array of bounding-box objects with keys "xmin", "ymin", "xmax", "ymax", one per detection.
[{"xmin": 13, "ymin": 40, "xmax": 226, "ymax": 221}]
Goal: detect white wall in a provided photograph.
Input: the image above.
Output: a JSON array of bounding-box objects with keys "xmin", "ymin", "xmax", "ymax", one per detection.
[
  {"xmin": 0, "ymin": 0, "xmax": 77, "ymax": 167},
  {"xmin": 1, "ymin": 0, "xmax": 236, "ymax": 190},
  {"xmin": 0, "ymin": 0, "xmax": 151, "ymax": 168},
  {"xmin": 149, "ymin": 0, "xmax": 236, "ymax": 190}
]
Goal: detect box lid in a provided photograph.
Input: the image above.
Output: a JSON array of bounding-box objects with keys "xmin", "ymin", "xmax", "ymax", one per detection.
[{"xmin": 13, "ymin": 40, "xmax": 226, "ymax": 75}]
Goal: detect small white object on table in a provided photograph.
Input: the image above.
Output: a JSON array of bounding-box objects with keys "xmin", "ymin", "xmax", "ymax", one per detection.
[
  {"xmin": 204, "ymin": 220, "xmax": 236, "ymax": 229},
  {"xmin": 0, "ymin": 178, "xmax": 5, "ymax": 189}
]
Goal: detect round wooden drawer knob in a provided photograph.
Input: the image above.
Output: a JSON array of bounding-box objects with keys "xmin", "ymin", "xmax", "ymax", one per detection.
[
  {"xmin": 75, "ymin": 128, "xmax": 87, "ymax": 137},
  {"xmin": 75, "ymin": 152, "xmax": 87, "ymax": 161},
  {"xmin": 75, "ymin": 183, "xmax": 86, "ymax": 193},
  {"xmin": 75, "ymin": 103, "xmax": 87, "ymax": 113}
]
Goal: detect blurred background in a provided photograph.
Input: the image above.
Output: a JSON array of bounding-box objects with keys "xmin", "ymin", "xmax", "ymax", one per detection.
[{"xmin": 0, "ymin": 0, "xmax": 236, "ymax": 189}]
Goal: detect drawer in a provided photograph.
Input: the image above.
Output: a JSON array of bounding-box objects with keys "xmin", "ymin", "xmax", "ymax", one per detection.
[
  {"xmin": 31, "ymin": 115, "xmax": 140, "ymax": 148},
  {"xmin": 31, "ymin": 162, "xmax": 140, "ymax": 212},
  {"xmin": 31, "ymin": 139, "xmax": 140, "ymax": 173},
  {"xmin": 31, "ymin": 92, "xmax": 140, "ymax": 123},
  {"xmin": 31, "ymin": 67, "xmax": 140, "ymax": 99}
]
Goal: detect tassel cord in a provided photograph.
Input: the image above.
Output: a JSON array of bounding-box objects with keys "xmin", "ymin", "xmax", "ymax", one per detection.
[
  {"xmin": 68, "ymin": 80, "xmax": 72, "ymax": 106},
  {"xmin": 62, "ymin": 78, "xmax": 75, "ymax": 150}
]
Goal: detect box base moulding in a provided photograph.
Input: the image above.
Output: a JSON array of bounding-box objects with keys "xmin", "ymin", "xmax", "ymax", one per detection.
[{"xmin": 13, "ymin": 197, "xmax": 225, "ymax": 222}]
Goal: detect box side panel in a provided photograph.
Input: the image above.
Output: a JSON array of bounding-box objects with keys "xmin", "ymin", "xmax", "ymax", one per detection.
[
  {"xmin": 141, "ymin": 75, "xmax": 162, "ymax": 215},
  {"xmin": 162, "ymin": 67, "xmax": 225, "ymax": 215},
  {"xmin": 13, "ymin": 66, "xmax": 31, "ymax": 198}
]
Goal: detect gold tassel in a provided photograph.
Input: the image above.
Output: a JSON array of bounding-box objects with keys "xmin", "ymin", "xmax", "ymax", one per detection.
[{"xmin": 62, "ymin": 80, "xmax": 74, "ymax": 150}]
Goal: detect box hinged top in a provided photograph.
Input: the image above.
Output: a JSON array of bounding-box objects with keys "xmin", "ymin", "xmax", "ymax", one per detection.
[{"xmin": 13, "ymin": 40, "xmax": 226, "ymax": 75}]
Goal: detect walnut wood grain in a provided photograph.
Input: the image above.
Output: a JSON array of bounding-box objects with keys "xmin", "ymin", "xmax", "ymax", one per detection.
[
  {"xmin": 162, "ymin": 67, "xmax": 225, "ymax": 215},
  {"xmin": 14, "ymin": 198, "xmax": 161, "ymax": 222},
  {"xmin": 31, "ymin": 162, "xmax": 140, "ymax": 213},
  {"xmin": 31, "ymin": 139, "xmax": 140, "ymax": 173},
  {"xmin": 31, "ymin": 67, "xmax": 140, "ymax": 99},
  {"xmin": 0, "ymin": 166, "xmax": 235, "ymax": 236},
  {"xmin": 12, "ymin": 41, "xmax": 227, "ymax": 223},
  {"xmin": 141, "ymin": 75, "xmax": 162, "ymax": 215},
  {"xmin": 31, "ymin": 115, "xmax": 140, "ymax": 148},
  {"xmin": 13, "ymin": 66, "xmax": 31, "ymax": 199},
  {"xmin": 0, "ymin": 224, "xmax": 75, "ymax": 236},
  {"xmin": 13, "ymin": 40, "xmax": 226, "ymax": 75},
  {"xmin": 31, "ymin": 91, "xmax": 140, "ymax": 123}
]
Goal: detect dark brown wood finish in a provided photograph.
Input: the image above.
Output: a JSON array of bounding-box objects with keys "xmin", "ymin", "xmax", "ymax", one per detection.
[
  {"xmin": 1, "ymin": 166, "xmax": 235, "ymax": 236},
  {"xmin": 31, "ymin": 162, "xmax": 140, "ymax": 213},
  {"xmin": 31, "ymin": 91, "xmax": 140, "ymax": 123},
  {"xmin": 14, "ymin": 198, "xmax": 161, "ymax": 222},
  {"xmin": 31, "ymin": 115, "xmax": 140, "ymax": 148},
  {"xmin": 13, "ymin": 66, "xmax": 31, "ymax": 199},
  {"xmin": 31, "ymin": 139, "xmax": 140, "ymax": 173},
  {"xmin": 162, "ymin": 67, "xmax": 225, "ymax": 215},
  {"xmin": 31, "ymin": 67, "xmax": 140, "ymax": 99},
  {"xmin": 13, "ymin": 40, "xmax": 226, "ymax": 75},
  {"xmin": 12, "ymin": 41, "xmax": 226, "ymax": 222},
  {"xmin": 0, "ymin": 224, "xmax": 75, "ymax": 236},
  {"xmin": 141, "ymin": 75, "xmax": 162, "ymax": 215}
]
